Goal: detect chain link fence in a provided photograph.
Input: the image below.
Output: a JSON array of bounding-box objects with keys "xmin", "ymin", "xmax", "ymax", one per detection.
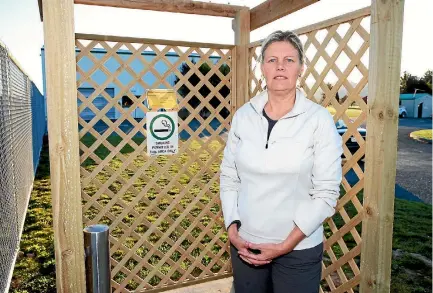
[{"xmin": 0, "ymin": 42, "xmax": 46, "ymax": 293}]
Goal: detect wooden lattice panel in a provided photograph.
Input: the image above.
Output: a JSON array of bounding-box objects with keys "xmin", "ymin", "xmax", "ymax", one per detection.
[
  {"xmin": 76, "ymin": 37, "xmax": 234, "ymax": 292},
  {"xmin": 249, "ymin": 10, "xmax": 370, "ymax": 293}
]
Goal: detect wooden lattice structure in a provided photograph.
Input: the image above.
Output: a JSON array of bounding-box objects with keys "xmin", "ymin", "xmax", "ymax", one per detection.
[
  {"xmin": 39, "ymin": 0, "xmax": 405, "ymax": 293},
  {"xmin": 249, "ymin": 8, "xmax": 370, "ymax": 292},
  {"xmin": 76, "ymin": 36, "xmax": 234, "ymax": 292}
]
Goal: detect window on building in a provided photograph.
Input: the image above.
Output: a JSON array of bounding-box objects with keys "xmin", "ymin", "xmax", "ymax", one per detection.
[{"xmin": 122, "ymin": 95, "xmax": 133, "ymax": 108}]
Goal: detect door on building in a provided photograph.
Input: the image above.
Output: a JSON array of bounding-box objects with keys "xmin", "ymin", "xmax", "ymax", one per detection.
[{"xmin": 418, "ymin": 102, "xmax": 423, "ymax": 118}]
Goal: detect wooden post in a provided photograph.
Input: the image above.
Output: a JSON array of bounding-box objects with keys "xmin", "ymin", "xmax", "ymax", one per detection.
[
  {"xmin": 360, "ymin": 0, "xmax": 405, "ymax": 292},
  {"xmin": 42, "ymin": 0, "xmax": 87, "ymax": 292},
  {"xmin": 233, "ymin": 7, "xmax": 250, "ymax": 110}
]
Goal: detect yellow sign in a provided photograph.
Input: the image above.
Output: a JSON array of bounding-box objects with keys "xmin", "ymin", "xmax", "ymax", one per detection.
[{"xmin": 147, "ymin": 89, "xmax": 178, "ymax": 110}]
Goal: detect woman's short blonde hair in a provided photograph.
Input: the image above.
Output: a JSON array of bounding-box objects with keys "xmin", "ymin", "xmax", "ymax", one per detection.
[{"xmin": 260, "ymin": 30, "xmax": 304, "ymax": 65}]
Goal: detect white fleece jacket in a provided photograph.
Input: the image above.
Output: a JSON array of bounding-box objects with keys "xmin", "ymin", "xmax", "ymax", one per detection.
[{"xmin": 219, "ymin": 89, "xmax": 343, "ymax": 250}]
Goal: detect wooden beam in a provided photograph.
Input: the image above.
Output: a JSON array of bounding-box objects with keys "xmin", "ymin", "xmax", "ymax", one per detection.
[
  {"xmin": 76, "ymin": 33, "xmax": 235, "ymax": 49},
  {"xmin": 248, "ymin": 6, "xmax": 371, "ymax": 48},
  {"xmin": 360, "ymin": 0, "xmax": 405, "ymax": 292},
  {"xmin": 74, "ymin": 0, "xmax": 244, "ymax": 17},
  {"xmin": 233, "ymin": 7, "xmax": 250, "ymax": 110},
  {"xmin": 42, "ymin": 0, "xmax": 87, "ymax": 292},
  {"xmin": 292, "ymin": 6, "xmax": 370, "ymax": 36},
  {"xmin": 250, "ymin": 0, "xmax": 319, "ymax": 31}
]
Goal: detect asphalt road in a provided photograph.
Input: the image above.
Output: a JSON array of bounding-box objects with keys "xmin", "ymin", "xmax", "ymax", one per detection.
[
  {"xmin": 344, "ymin": 118, "xmax": 431, "ymax": 204},
  {"xmin": 396, "ymin": 118, "xmax": 432, "ymax": 203}
]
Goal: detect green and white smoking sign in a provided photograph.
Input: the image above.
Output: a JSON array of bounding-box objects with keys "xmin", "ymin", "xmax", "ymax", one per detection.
[{"xmin": 146, "ymin": 112, "xmax": 179, "ymax": 156}]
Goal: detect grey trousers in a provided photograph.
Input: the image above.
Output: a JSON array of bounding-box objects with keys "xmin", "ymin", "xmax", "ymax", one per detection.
[{"xmin": 230, "ymin": 242, "xmax": 323, "ymax": 293}]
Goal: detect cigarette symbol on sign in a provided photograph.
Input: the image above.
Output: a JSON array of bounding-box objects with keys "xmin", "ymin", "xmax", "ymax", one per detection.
[
  {"xmin": 150, "ymin": 114, "xmax": 175, "ymax": 141},
  {"xmin": 154, "ymin": 119, "xmax": 171, "ymax": 133}
]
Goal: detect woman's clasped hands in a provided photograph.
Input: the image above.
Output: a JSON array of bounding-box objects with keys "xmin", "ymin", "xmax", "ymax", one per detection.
[{"xmin": 228, "ymin": 224, "xmax": 292, "ymax": 266}]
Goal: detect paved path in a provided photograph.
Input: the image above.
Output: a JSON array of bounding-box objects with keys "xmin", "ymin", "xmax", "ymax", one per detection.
[
  {"xmin": 164, "ymin": 277, "xmax": 233, "ymax": 293},
  {"xmin": 345, "ymin": 118, "xmax": 432, "ymax": 204},
  {"xmin": 396, "ymin": 118, "xmax": 432, "ymax": 203},
  {"xmin": 345, "ymin": 163, "xmax": 424, "ymax": 203}
]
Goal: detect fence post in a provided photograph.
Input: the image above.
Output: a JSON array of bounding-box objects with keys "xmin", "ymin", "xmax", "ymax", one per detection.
[
  {"xmin": 233, "ymin": 7, "xmax": 250, "ymax": 110},
  {"xmin": 84, "ymin": 225, "xmax": 111, "ymax": 293},
  {"xmin": 41, "ymin": 0, "xmax": 86, "ymax": 292},
  {"xmin": 360, "ymin": 0, "xmax": 405, "ymax": 292}
]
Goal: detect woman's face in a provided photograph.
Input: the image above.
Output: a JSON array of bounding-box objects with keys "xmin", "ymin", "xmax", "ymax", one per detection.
[{"xmin": 261, "ymin": 41, "xmax": 304, "ymax": 92}]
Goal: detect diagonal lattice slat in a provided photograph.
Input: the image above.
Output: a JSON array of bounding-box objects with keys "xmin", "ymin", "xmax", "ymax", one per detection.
[
  {"xmin": 75, "ymin": 8, "xmax": 370, "ymax": 293},
  {"xmin": 249, "ymin": 13, "xmax": 370, "ymax": 293},
  {"xmin": 76, "ymin": 37, "xmax": 233, "ymax": 292}
]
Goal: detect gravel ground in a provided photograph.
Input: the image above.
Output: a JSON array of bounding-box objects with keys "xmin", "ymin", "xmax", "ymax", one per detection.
[
  {"xmin": 396, "ymin": 118, "xmax": 432, "ymax": 204},
  {"xmin": 164, "ymin": 277, "xmax": 233, "ymax": 293}
]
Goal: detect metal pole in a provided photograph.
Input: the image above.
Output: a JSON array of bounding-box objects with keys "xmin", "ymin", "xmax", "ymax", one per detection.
[{"xmin": 83, "ymin": 224, "xmax": 111, "ymax": 293}]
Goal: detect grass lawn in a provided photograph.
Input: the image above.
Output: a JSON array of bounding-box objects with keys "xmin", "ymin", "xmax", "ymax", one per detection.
[
  {"xmin": 9, "ymin": 141, "xmax": 56, "ymax": 293},
  {"xmin": 410, "ymin": 129, "xmax": 433, "ymax": 141},
  {"xmin": 10, "ymin": 136, "xmax": 432, "ymax": 293},
  {"xmin": 391, "ymin": 199, "xmax": 432, "ymax": 292}
]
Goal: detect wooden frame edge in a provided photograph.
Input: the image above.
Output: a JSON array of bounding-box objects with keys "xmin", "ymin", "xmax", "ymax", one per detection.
[
  {"xmin": 74, "ymin": 0, "xmax": 244, "ymax": 18},
  {"xmin": 75, "ymin": 33, "xmax": 235, "ymax": 49},
  {"xmin": 248, "ymin": 6, "xmax": 371, "ymax": 48}
]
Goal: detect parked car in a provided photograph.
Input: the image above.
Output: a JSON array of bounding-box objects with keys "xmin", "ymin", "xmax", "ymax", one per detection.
[
  {"xmin": 335, "ymin": 119, "xmax": 366, "ymax": 155},
  {"xmin": 399, "ymin": 105, "xmax": 407, "ymax": 118}
]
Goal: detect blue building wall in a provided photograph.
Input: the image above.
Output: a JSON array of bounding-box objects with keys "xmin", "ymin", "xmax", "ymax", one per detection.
[
  {"xmin": 31, "ymin": 82, "xmax": 46, "ymax": 173},
  {"xmin": 41, "ymin": 47, "xmax": 221, "ymax": 121}
]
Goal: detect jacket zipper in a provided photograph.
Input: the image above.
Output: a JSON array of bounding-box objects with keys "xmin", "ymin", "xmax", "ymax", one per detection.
[
  {"xmin": 260, "ymin": 115, "xmax": 269, "ymax": 150},
  {"xmin": 253, "ymin": 103, "xmax": 298, "ymax": 150},
  {"xmin": 265, "ymin": 120, "xmax": 278, "ymax": 149},
  {"xmin": 265, "ymin": 114, "xmax": 300, "ymax": 149}
]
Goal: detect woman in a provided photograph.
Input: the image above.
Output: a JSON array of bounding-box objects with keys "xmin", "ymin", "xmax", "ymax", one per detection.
[{"xmin": 220, "ymin": 30, "xmax": 343, "ymax": 293}]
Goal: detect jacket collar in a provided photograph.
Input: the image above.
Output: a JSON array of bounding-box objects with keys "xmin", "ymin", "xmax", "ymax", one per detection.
[{"xmin": 249, "ymin": 88, "xmax": 308, "ymax": 118}]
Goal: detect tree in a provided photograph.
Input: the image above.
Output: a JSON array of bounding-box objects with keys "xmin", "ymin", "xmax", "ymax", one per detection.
[
  {"xmin": 174, "ymin": 60, "xmax": 231, "ymax": 119},
  {"xmin": 400, "ymin": 71, "xmax": 418, "ymax": 93},
  {"xmin": 422, "ymin": 70, "xmax": 432, "ymax": 91},
  {"xmin": 400, "ymin": 70, "xmax": 432, "ymax": 95},
  {"xmin": 400, "ymin": 71, "xmax": 412, "ymax": 93}
]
